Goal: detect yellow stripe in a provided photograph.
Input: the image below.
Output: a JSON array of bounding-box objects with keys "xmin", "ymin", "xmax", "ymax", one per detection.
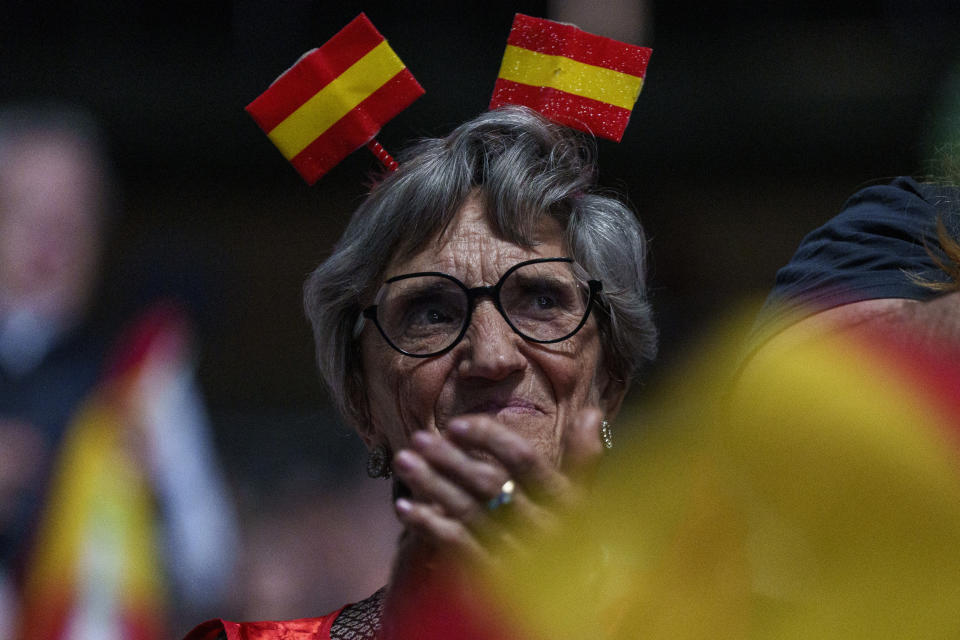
[
  {"xmin": 22, "ymin": 395, "xmax": 162, "ymax": 600},
  {"xmin": 268, "ymin": 40, "xmax": 404, "ymax": 159},
  {"xmin": 498, "ymin": 44, "xmax": 643, "ymax": 110}
]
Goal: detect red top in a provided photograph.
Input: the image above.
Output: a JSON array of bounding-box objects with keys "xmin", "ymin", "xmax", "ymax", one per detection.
[{"xmin": 182, "ymin": 608, "xmax": 343, "ymax": 640}]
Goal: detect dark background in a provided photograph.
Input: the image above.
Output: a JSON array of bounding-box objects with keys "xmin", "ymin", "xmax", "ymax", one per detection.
[{"xmin": 3, "ymin": 0, "xmax": 959, "ymax": 518}]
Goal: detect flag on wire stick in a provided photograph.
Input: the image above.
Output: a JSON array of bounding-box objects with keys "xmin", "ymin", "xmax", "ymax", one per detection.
[
  {"xmin": 490, "ymin": 14, "xmax": 651, "ymax": 142},
  {"xmin": 246, "ymin": 13, "xmax": 424, "ymax": 184}
]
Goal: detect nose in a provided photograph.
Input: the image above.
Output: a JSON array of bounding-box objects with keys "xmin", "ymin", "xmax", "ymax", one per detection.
[{"xmin": 456, "ymin": 300, "xmax": 527, "ymax": 380}]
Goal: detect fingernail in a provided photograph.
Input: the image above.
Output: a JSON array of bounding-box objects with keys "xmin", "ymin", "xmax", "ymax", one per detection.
[
  {"xmin": 395, "ymin": 498, "xmax": 412, "ymax": 513},
  {"xmin": 448, "ymin": 419, "xmax": 469, "ymax": 434},
  {"xmin": 412, "ymin": 430, "xmax": 434, "ymax": 448},
  {"xmin": 393, "ymin": 450, "xmax": 416, "ymax": 471}
]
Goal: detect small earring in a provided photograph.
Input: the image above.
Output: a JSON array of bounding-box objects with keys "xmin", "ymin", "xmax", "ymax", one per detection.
[
  {"xmin": 366, "ymin": 443, "xmax": 392, "ymax": 478},
  {"xmin": 600, "ymin": 420, "xmax": 613, "ymax": 450}
]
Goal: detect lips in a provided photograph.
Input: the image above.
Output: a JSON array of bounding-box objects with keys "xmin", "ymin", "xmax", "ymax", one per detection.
[{"xmin": 465, "ymin": 397, "xmax": 541, "ymax": 416}]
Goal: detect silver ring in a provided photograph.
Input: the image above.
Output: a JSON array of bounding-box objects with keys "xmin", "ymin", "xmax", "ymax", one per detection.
[{"xmin": 486, "ymin": 479, "xmax": 516, "ymax": 511}]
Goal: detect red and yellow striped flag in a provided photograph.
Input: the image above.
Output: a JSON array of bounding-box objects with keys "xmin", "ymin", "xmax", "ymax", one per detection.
[
  {"xmin": 480, "ymin": 307, "xmax": 960, "ymax": 638},
  {"xmin": 490, "ymin": 14, "xmax": 651, "ymax": 142},
  {"xmin": 246, "ymin": 13, "xmax": 424, "ymax": 184},
  {"xmin": 12, "ymin": 306, "xmax": 190, "ymax": 640}
]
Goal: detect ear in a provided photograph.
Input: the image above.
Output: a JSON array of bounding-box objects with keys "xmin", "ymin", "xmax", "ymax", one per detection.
[
  {"xmin": 355, "ymin": 421, "xmax": 377, "ymax": 449},
  {"xmin": 598, "ymin": 371, "xmax": 628, "ymax": 423},
  {"xmin": 352, "ymin": 403, "xmax": 384, "ymax": 451},
  {"xmin": 346, "ymin": 366, "xmax": 379, "ymax": 450}
]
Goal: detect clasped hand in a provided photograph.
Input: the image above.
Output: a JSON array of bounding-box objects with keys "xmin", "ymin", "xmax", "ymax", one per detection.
[{"xmin": 391, "ymin": 407, "xmax": 605, "ymax": 567}]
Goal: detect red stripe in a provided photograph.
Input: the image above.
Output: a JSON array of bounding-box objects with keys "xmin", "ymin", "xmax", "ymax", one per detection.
[
  {"xmin": 507, "ymin": 13, "xmax": 650, "ymax": 78},
  {"xmin": 246, "ymin": 13, "xmax": 385, "ymax": 133},
  {"xmin": 489, "ymin": 78, "xmax": 632, "ymax": 142},
  {"xmin": 123, "ymin": 607, "xmax": 167, "ymax": 640},
  {"xmin": 858, "ymin": 327, "xmax": 960, "ymax": 438},
  {"xmin": 290, "ymin": 68, "xmax": 424, "ymax": 183},
  {"xmin": 103, "ymin": 300, "xmax": 188, "ymax": 383},
  {"xmin": 16, "ymin": 590, "xmax": 71, "ymax": 639}
]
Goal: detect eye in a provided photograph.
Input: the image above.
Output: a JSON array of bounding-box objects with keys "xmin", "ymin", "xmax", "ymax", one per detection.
[
  {"xmin": 374, "ymin": 274, "xmax": 469, "ymax": 354},
  {"xmin": 396, "ymin": 290, "xmax": 464, "ymax": 333},
  {"xmin": 416, "ymin": 304, "xmax": 456, "ymax": 325},
  {"xmin": 533, "ymin": 293, "xmax": 557, "ymax": 309},
  {"xmin": 503, "ymin": 280, "xmax": 571, "ymax": 320}
]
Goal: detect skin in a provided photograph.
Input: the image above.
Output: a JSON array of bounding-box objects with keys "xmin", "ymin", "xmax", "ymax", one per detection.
[
  {"xmin": 0, "ymin": 132, "xmax": 104, "ymax": 533},
  {"xmin": 0, "ymin": 133, "xmax": 103, "ymax": 320},
  {"xmin": 745, "ymin": 293, "xmax": 960, "ymax": 370},
  {"xmin": 356, "ymin": 193, "xmax": 626, "ymax": 566}
]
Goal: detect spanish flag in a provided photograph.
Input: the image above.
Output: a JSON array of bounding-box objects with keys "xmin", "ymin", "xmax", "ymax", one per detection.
[
  {"xmin": 14, "ymin": 391, "xmax": 167, "ymax": 640},
  {"xmin": 490, "ymin": 14, "xmax": 651, "ymax": 142},
  {"xmin": 478, "ymin": 308, "xmax": 960, "ymax": 638},
  {"xmin": 246, "ymin": 13, "xmax": 424, "ymax": 184},
  {"xmin": 14, "ymin": 304, "xmax": 197, "ymax": 639}
]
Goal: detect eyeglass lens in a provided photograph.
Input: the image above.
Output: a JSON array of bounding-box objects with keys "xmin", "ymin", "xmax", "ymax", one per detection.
[{"xmin": 374, "ymin": 260, "xmax": 590, "ymax": 356}]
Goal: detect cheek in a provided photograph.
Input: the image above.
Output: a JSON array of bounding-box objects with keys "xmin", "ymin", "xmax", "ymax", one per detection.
[
  {"xmin": 546, "ymin": 335, "xmax": 606, "ymax": 407},
  {"xmin": 361, "ymin": 336, "xmax": 452, "ymax": 447},
  {"xmin": 360, "ymin": 338, "xmax": 398, "ymax": 434}
]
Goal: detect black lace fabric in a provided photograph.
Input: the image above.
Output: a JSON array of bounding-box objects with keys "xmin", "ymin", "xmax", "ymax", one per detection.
[
  {"xmin": 330, "ymin": 587, "xmax": 386, "ymax": 640},
  {"xmin": 208, "ymin": 587, "xmax": 386, "ymax": 639}
]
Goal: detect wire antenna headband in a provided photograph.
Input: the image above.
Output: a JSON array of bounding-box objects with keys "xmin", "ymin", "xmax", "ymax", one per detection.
[{"xmin": 245, "ymin": 13, "xmax": 651, "ymax": 184}]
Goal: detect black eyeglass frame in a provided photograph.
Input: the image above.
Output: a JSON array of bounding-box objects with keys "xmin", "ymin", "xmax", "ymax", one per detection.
[{"xmin": 360, "ymin": 257, "xmax": 602, "ymax": 358}]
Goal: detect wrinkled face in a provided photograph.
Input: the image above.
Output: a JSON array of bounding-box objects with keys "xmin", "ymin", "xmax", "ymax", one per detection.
[{"xmin": 359, "ymin": 193, "xmax": 619, "ymax": 467}]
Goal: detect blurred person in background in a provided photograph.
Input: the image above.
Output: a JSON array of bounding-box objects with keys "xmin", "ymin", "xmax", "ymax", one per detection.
[
  {"xmin": 745, "ymin": 174, "xmax": 960, "ymax": 364},
  {"xmin": 0, "ymin": 103, "xmax": 238, "ymax": 639}
]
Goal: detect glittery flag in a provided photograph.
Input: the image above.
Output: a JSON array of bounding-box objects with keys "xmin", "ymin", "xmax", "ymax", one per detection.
[
  {"xmin": 246, "ymin": 13, "xmax": 424, "ymax": 184},
  {"xmin": 489, "ymin": 14, "xmax": 651, "ymax": 142}
]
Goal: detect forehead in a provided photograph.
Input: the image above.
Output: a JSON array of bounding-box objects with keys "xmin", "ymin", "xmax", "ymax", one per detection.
[
  {"xmin": 0, "ymin": 136, "xmax": 100, "ymax": 223},
  {"xmin": 385, "ymin": 196, "xmax": 566, "ymax": 282}
]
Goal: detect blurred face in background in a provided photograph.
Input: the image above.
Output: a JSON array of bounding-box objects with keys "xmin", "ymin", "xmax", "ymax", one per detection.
[{"xmin": 0, "ymin": 132, "xmax": 104, "ymax": 320}]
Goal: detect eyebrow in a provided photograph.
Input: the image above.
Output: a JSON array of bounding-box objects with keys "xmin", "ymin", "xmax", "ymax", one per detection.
[{"xmin": 386, "ymin": 255, "xmax": 563, "ymax": 283}]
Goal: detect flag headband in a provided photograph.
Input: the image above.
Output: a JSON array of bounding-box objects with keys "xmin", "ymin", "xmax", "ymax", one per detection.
[{"xmin": 246, "ymin": 13, "xmax": 651, "ymax": 184}]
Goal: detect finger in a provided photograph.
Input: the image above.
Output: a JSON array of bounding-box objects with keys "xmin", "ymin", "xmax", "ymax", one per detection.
[
  {"xmin": 410, "ymin": 431, "xmax": 560, "ymax": 536},
  {"xmin": 493, "ymin": 490, "xmax": 563, "ymax": 541},
  {"xmin": 446, "ymin": 416, "xmax": 571, "ymax": 502},
  {"xmin": 410, "ymin": 430, "xmax": 506, "ymax": 502},
  {"xmin": 393, "ymin": 449, "xmax": 489, "ymax": 527},
  {"xmin": 395, "ymin": 497, "xmax": 491, "ymax": 566}
]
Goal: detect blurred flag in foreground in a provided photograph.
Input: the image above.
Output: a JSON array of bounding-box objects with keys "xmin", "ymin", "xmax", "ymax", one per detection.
[
  {"xmin": 490, "ymin": 13, "xmax": 651, "ymax": 142},
  {"xmin": 412, "ymin": 303, "xmax": 960, "ymax": 639},
  {"xmin": 246, "ymin": 13, "xmax": 424, "ymax": 184},
  {"xmin": 14, "ymin": 303, "xmax": 199, "ymax": 639}
]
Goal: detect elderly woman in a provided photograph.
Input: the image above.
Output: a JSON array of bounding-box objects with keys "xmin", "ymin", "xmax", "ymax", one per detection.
[{"xmin": 186, "ymin": 106, "xmax": 656, "ymax": 639}]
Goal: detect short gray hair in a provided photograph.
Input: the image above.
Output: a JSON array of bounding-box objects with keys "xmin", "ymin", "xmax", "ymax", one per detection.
[{"xmin": 304, "ymin": 106, "xmax": 657, "ymax": 426}]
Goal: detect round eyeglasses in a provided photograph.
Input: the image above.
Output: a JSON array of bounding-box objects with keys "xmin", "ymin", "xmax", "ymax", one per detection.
[{"xmin": 359, "ymin": 257, "xmax": 602, "ymax": 358}]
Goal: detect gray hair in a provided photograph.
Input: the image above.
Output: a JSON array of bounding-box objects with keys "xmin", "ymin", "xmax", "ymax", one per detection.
[{"xmin": 304, "ymin": 106, "xmax": 657, "ymax": 427}]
